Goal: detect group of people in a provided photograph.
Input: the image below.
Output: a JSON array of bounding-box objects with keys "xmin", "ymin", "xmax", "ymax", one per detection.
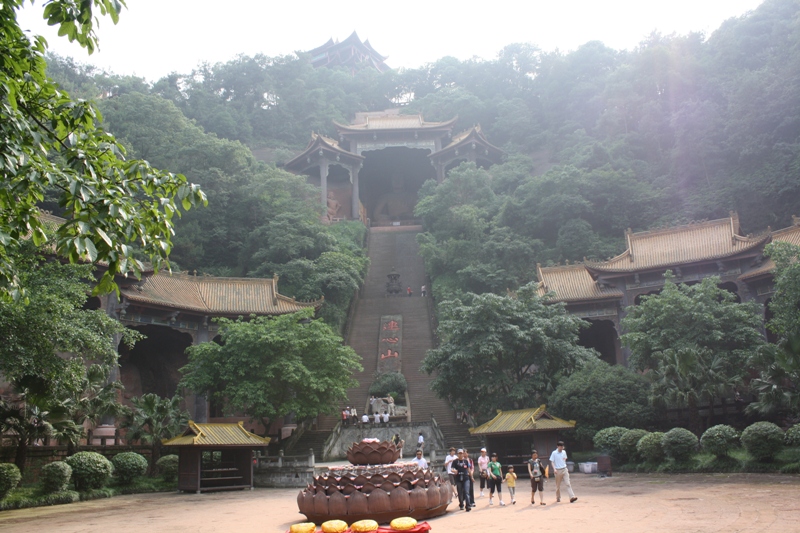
[
  {"xmin": 368, "ymin": 395, "xmax": 396, "ymax": 416},
  {"xmin": 443, "ymin": 441, "xmax": 577, "ymax": 512},
  {"xmin": 342, "ymin": 404, "xmax": 396, "ymax": 427},
  {"xmin": 405, "ymin": 285, "xmax": 427, "ymax": 297}
]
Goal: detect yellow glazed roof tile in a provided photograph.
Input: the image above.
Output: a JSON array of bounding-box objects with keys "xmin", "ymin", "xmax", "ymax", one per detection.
[
  {"xmin": 120, "ymin": 272, "xmax": 322, "ymax": 315},
  {"xmin": 470, "ymin": 405, "xmax": 575, "ymax": 435},
  {"xmin": 588, "ymin": 214, "xmax": 768, "ymax": 273},
  {"xmin": 740, "ymin": 221, "xmax": 800, "ymax": 280},
  {"xmin": 163, "ymin": 421, "xmax": 271, "ymax": 447},
  {"xmin": 537, "ymin": 263, "xmax": 623, "ymax": 302}
]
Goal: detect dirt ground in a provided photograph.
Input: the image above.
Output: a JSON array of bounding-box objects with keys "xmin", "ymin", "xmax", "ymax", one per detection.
[{"xmin": 1, "ymin": 473, "xmax": 799, "ymax": 533}]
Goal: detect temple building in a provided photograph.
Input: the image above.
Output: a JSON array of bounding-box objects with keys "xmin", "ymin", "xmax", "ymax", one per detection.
[
  {"xmin": 537, "ymin": 213, "xmax": 800, "ymax": 366},
  {"xmin": 284, "ymin": 110, "xmax": 503, "ymax": 225},
  {"xmin": 306, "ymin": 32, "xmax": 390, "ymax": 73}
]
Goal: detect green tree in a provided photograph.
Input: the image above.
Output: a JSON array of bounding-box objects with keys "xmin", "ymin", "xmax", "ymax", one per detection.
[
  {"xmin": 180, "ymin": 309, "xmax": 362, "ymax": 432},
  {"xmin": 548, "ymin": 359, "xmax": 656, "ymax": 444},
  {"xmin": 621, "ymin": 274, "xmax": 765, "ymax": 430},
  {"xmin": 1, "ymin": 0, "xmax": 206, "ymax": 300},
  {"xmin": 122, "ymin": 393, "xmax": 189, "ymax": 471},
  {"xmin": 748, "ymin": 241, "xmax": 800, "ymax": 416},
  {"xmin": 421, "ymin": 283, "xmax": 596, "ymax": 419}
]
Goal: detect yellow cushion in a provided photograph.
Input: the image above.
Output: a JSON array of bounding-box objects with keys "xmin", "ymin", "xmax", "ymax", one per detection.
[
  {"xmin": 290, "ymin": 524, "xmax": 317, "ymax": 533},
  {"xmin": 350, "ymin": 519, "xmax": 379, "ymax": 532},
  {"xmin": 390, "ymin": 517, "xmax": 418, "ymax": 530},
  {"xmin": 321, "ymin": 520, "xmax": 348, "ymax": 533}
]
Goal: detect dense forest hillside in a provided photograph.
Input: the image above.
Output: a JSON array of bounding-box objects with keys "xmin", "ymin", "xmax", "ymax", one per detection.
[{"xmin": 45, "ymin": 0, "xmax": 800, "ymax": 301}]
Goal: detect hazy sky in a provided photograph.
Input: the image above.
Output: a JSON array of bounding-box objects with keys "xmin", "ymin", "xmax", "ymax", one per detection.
[{"xmin": 18, "ymin": 0, "xmax": 765, "ymax": 81}]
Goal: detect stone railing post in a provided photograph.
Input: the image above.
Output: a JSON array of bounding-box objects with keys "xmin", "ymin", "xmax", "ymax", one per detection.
[{"xmin": 278, "ymin": 449, "xmax": 284, "ymax": 468}]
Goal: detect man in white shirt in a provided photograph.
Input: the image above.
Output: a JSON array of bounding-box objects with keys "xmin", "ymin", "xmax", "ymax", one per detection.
[
  {"xmin": 373, "ymin": 412, "xmax": 380, "ymax": 425},
  {"xmin": 444, "ymin": 447, "xmax": 458, "ymax": 496},
  {"xmin": 417, "ymin": 432, "xmax": 425, "ymax": 451},
  {"xmin": 361, "ymin": 413, "xmax": 369, "ymax": 425},
  {"xmin": 411, "ymin": 449, "xmax": 428, "ymax": 470},
  {"xmin": 382, "ymin": 411, "xmax": 389, "ymax": 424},
  {"xmin": 549, "ymin": 441, "xmax": 577, "ymax": 503}
]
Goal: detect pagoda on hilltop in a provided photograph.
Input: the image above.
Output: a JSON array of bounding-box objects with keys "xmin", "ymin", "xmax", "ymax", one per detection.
[{"xmin": 307, "ymin": 31, "xmax": 390, "ymax": 73}]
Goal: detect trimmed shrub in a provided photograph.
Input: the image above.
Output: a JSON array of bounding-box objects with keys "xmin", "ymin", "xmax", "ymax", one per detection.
[
  {"xmin": 619, "ymin": 429, "xmax": 649, "ymax": 462},
  {"xmin": 369, "ymin": 372, "xmax": 407, "ymax": 397},
  {"xmin": 65, "ymin": 451, "xmax": 113, "ymax": 491},
  {"xmin": 0, "ymin": 463, "xmax": 21, "ymax": 500},
  {"xmin": 156, "ymin": 454, "xmax": 179, "ymax": 482},
  {"xmin": 661, "ymin": 428, "xmax": 698, "ymax": 461},
  {"xmin": 112, "ymin": 452, "xmax": 148, "ymax": 485},
  {"xmin": 593, "ymin": 426, "xmax": 629, "ymax": 461},
  {"xmin": 785, "ymin": 424, "xmax": 800, "ymax": 447},
  {"xmin": 41, "ymin": 461, "xmax": 73, "ymax": 494},
  {"xmin": 741, "ymin": 421, "xmax": 784, "ymax": 461},
  {"xmin": 700, "ymin": 425, "xmax": 740, "ymax": 458},
  {"xmin": 637, "ymin": 432, "xmax": 665, "ymax": 462}
]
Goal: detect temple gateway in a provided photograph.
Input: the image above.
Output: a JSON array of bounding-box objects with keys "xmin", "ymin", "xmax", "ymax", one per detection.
[{"xmin": 284, "ymin": 110, "xmax": 503, "ymax": 225}]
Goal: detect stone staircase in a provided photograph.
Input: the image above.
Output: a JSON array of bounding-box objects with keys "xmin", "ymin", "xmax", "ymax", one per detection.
[
  {"xmin": 288, "ymin": 430, "xmax": 330, "ymax": 460},
  {"xmin": 299, "ymin": 225, "xmax": 481, "ymax": 458}
]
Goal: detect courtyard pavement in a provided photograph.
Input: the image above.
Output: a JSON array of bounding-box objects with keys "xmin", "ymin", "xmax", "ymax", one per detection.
[{"xmin": 0, "ymin": 473, "xmax": 798, "ymax": 533}]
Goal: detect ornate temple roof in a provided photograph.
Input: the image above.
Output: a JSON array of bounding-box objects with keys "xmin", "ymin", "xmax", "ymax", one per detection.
[
  {"xmin": 537, "ymin": 263, "xmax": 623, "ymax": 302},
  {"xmin": 163, "ymin": 421, "xmax": 271, "ymax": 447},
  {"xmin": 307, "ymin": 32, "xmax": 390, "ymax": 73},
  {"xmin": 120, "ymin": 272, "xmax": 322, "ymax": 316},
  {"xmin": 470, "ymin": 405, "xmax": 575, "ymax": 436},
  {"xmin": 587, "ymin": 213, "xmax": 769, "ymax": 274},
  {"xmin": 430, "ymin": 125, "xmax": 504, "ymax": 164},
  {"xmin": 283, "ymin": 131, "xmax": 364, "ymax": 172},
  {"xmin": 334, "ymin": 112, "xmax": 458, "ymax": 133},
  {"xmin": 740, "ymin": 217, "xmax": 800, "ymax": 281}
]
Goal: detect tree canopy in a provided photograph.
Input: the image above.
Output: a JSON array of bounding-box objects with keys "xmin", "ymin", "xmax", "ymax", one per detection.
[
  {"xmin": 421, "ymin": 283, "xmax": 596, "ymax": 419},
  {"xmin": 1, "ymin": 0, "xmax": 206, "ymax": 300},
  {"xmin": 621, "ymin": 275, "xmax": 765, "ymax": 429},
  {"xmin": 180, "ymin": 310, "xmax": 362, "ymax": 431}
]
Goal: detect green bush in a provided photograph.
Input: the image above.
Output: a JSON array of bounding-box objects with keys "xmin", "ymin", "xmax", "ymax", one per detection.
[
  {"xmin": 700, "ymin": 425, "xmax": 740, "ymax": 458},
  {"xmin": 661, "ymin": 428, "xmax": 698, "ymax": 461},
  {"xmin": 593, "ymin": 426, "xmax": 629, "ymax": 461},
  {"xmin": 741, "ymin": 421, "xmax": 784, "ymax": 461},
  {"xmin": 636, "ymin": 431, "xmax": 666, "ymax": 462},
  {"xmin": 369, "ymin": 372, "xmax": 408, "ymax": 397},
  {"xmin": 619, "ymin": 429, "xmax": 649, "ymax": 462},
  {"xmin": 40, "ymin": 462, "xmax": 73, "ymax": 494},
  {"xmin": 0, "ymin": 463, "xmax": 21, "ymax": 500},
  {"xmin": 779, "ymin": 462, "xmax": 800, "ymax": 474},
  {"xmin": 65, "ymin": 451, "xmax": 113, "ymax": 491},
  {"xmin": 785, "ymin": 424, "xmax": 800, "ymax": 447},
  {"xmin": 156, "ymin": 454, "xmax": 179, "ymax": 482},
  {"xmin": 112, "ymin": 452, "xmax": 148, "ymax": 485}
]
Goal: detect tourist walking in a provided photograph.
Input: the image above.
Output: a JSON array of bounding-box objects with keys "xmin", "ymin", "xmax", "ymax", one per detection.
[
  {"xmin": 421, "ymin": 285, "xmax": 426, "ymax": 297},
  {"xmin": 477, "ymin": 448, "xmax": 489, "ymax": 497},
  {"xmin": 350, "ymin": 406, "xmax": 357, "ymax": 425},
  {"xmin": 417, "ymin": 432, "xmax": 424, "ymax": 451},
  {"xmin": 444, "ymin": 447, "xmax": 458, "ymax": 497},
  {"xmin": 549, "ymin": 441, "xmax": 577, "ymax": 503},
  {"xmin": 411, "ymin": 449, "xmax": 428, "ymax": 470},
  {"xmin": 463, "ymin": 448, "xmax": 476, "ymax": 507},
  {"xmin": 452, "ymin": 449, "xmax": 472, "ymax": 512},
  {"xmin": 406, "ymin": 286, "xmax": 413, "ymax": 297},
  {"xmin": 342, "ymin": 408, "xmax": 349, "ymax": 427},
  {"xmin": 527, "ymin": 450, "xmax": 547, "ymax": 505},
  {"xmin": 505, "ymin": 465, "xmax": 517, "ymax": 504},
  {"xmin": 487, "ymin": 453, "xmax": 505, "ymax": 506}
]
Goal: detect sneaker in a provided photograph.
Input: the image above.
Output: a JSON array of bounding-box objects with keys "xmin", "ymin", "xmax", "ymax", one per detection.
[
  {"xmin": 556, "ymin": 499, "xmax": 560, "ymax": 503},
  {"xmin": 480, "ymin": 491, "xmax": 485, "ymax": 497},
  {"xmin": 489, "ymin": 500, "xmax": 493, "ymax": 505},
  {"xmin": 465, "ymin": 505, "xmax": 471, "ymax": 512},
  {"xmin": 512, "ymin": 500, "xmax": 516, "ymax": 505},
  {"xmin": 540, "ymin": 502, "xmax": 546, "ymax": 506},
  {"xmin": 500, "ymin": 501, "xmax": 506, "ymax": 506},
  {"xmin": 570, "ymin": 497, "xmax": 578, "ymax": 503}
]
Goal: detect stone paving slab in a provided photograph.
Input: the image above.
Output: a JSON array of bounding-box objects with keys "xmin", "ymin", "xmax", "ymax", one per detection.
[{"xmin": 1, "ymin": 473, "xmax": 799, "ymax": 533}]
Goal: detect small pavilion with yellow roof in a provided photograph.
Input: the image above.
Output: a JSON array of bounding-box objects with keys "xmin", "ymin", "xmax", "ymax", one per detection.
[
  {"xmin": 470, "ymin": 405, "xmax": 575, "ymax": 472},
  {"xmin": 163, "ymin": 421, "xmax": 271, "ymax": 493}
]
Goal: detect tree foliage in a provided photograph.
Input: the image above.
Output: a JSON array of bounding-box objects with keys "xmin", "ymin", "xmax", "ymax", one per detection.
[
  {"xmin": 421, "ymin": 283, "xmax": 596, "ymax": 419},
  {"xmin": 621, "ymin": 275, "xmax": 765, "ymax": 430},
  {"xmin": 1, "ymin": 0, "xmax": 206, "ymax": 300},
  {"xmin": 548, "ymin": 359, "xmax": 656, "ymax": 443},
  {"xmin": 180, "ymin": 309, "xmax": 362, "ymax": 431}
]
